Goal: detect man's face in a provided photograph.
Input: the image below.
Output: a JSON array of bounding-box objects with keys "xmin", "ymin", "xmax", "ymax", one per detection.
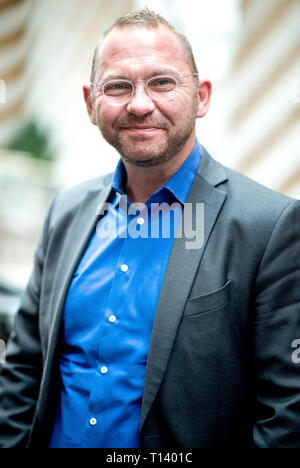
[{"xmin": 85, "ymin": 25, "xmax": 210, "ymax": 167}]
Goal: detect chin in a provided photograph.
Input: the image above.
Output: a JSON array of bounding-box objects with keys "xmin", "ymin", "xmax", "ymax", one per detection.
[
  {"xmin": 119, "ymin": 141, "xmax": 165, "ymax": 163},
  {"xmin": 122, "ymin": 149, "xmax": 175, "ymax": 168},
  {"xmin": 122, "ymin": 154, "xmax": 159, "ymax": 168}
]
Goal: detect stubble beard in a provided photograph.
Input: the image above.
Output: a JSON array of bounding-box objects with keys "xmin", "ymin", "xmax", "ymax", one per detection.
[{"xmin": 95, "ymin": 100, "xmax": 198, "ymax": 168}]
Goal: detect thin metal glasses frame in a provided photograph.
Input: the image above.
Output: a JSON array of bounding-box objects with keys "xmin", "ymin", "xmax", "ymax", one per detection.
[{"xmin": 90, "ymin": 73, "xmax": 199, "ymax": 106}]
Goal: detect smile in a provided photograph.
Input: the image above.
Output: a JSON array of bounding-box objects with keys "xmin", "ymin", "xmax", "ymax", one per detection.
[{"xmin": 121, "ymin": 127, "xmax": 162, "ymax": 134}]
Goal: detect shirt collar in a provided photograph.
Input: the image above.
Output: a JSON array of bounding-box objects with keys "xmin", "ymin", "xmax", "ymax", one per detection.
[
  {"xmin": 111, "ymin": 138, "xmax": 202, "ymax": 205},
  {"xmin": 111, "ymin": 158, "xmax": 127, "ymax": 197},
  {"xmin": 161, "ymin": 139, "xmax": 202, "ymax": 204}
]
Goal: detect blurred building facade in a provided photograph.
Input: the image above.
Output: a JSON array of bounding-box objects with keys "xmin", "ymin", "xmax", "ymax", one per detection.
[
  {"xmin": 217, "ymin": 0, "xmax": 300, "ymax": 198},
  {"xmin": 0, "ymin": 0, "xmax": 30, "ymax": 142},
  {"xmin": 0, "ymin": 0, "xmax": 134, "ymax": 288},
  {"xmin": 0, "ymin": 0, "xmax": 299, "ymax": 290}
]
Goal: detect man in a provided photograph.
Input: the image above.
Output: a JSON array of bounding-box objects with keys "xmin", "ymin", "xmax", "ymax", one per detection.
[{"xmin": 0, "ymin": 8, "xmax": 300, "ymax": 448}]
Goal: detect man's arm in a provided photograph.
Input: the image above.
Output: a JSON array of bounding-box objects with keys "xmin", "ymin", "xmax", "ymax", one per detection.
[
  {"xmin": 0, "ymin": 195, "xmax": 57, "ymax": 448},
  {"xmin": 253, "ymin": 199, "xmax": 300, "ymax": 447}
]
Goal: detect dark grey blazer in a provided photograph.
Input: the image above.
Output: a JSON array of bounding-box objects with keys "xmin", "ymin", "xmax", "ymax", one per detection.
[{"xmin": 0, "ymin": 146, "xmax": 300, "ymax": 448}]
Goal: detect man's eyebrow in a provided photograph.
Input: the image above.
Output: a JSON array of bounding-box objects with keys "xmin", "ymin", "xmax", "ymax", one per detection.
[
  {"xmin": 99, "ymin": 68, "xmax": 181, "ymax": 83},
  {"xmin": 99, "ymin": 73, "xmax": 128, "ymax": 83}
]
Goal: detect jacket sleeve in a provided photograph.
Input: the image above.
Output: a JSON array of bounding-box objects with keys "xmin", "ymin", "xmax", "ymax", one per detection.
[
  {"xmin": 253, "ymin": 199, "xmax": 300, "ymax": 447},
  {"xmin": 0, "ymin": 195, "xmax": 57, "ymax": 448}
]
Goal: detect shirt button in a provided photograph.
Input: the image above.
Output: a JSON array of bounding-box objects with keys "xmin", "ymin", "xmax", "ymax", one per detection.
[
  {"xmin": 121, "ymin": 264, "xmax": 128, "ymax": 272},
  {"xmin": 100, "ymin": 366, "xmax": 108, "ymax": 375},
  {"xmin": 90, "ymin": 418, "xmax": 97, "ymax": 426},
  {"xmin": 109, "ymin": 315, "xmax": 116, "ymax": 323},
  {"xmin": 137, "ymin": 217, "xmax": 144, "ymax": 225}
]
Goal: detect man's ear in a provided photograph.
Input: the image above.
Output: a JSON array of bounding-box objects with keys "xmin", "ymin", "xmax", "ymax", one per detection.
[
  {"xmin": 196, "ymin": 80, "xmax": 212, "ymax": 119},
  {"xmin": 83, "ymin": 83, "xmax": 97, "ymax": 126}
]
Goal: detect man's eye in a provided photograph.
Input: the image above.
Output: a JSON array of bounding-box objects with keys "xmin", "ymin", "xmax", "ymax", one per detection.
[
  {"xmin": 153, "ymin": 79, "xmax": 171, "ymax": 86},
  {"xmin": 104, "ymin": 82, "xmax": 132, "ymax": 95},
  {"xmin": 112, "ymin": 84, "xmax": 126, "ymax": 89},
  {"xmin": 149, "ymin": 77, "xmax": 176, "ymax": 91}
]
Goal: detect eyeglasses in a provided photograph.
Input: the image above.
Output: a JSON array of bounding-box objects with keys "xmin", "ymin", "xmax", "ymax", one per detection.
[{"xmin": 90, "ymin": 73, "xmax": 198, "ymax": 106}]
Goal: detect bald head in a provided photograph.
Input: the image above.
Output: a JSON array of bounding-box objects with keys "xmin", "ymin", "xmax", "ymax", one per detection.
[{"xmin": 90, "ymin": 8, "xmax": 198, "ymax": 84}]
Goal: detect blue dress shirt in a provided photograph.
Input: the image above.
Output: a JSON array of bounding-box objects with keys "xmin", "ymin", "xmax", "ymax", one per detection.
[{"xmin": 50, "ymin": 140, "xmax": 202, "ymax": 448}]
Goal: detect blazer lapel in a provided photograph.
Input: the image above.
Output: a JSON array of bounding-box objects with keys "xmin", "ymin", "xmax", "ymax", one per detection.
[
  {"xmin": 49, "ymin": 183, "xmax": 112, "ymax": 346},
  {"xmin": 140, "ymin": 148, "xmax": 228, "ymax": 430}
]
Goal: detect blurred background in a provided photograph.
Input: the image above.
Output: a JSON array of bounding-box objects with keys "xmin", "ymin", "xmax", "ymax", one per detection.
[{"xmin": 0, "ymin": 0, "xmax": 299, "ymax": 347}]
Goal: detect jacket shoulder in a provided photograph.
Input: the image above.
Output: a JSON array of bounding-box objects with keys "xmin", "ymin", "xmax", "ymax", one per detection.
[
  {"xmin": 223, "ymin": 164, "xmax": 296, "ymax": 214},
  {"xmin": 220, "ymin": 165, "xmax": 299, "ymax": 246},
  {"xmin": 199, "ymin": 145, "xmax": 298, "ymax": 238},
  {"xmin": 47, "ymin": 173, "xmax": 113, "ymax": 228},
  {"xmin": 200, "ymin": 146, "xmax": 296, "ymax": 216}
]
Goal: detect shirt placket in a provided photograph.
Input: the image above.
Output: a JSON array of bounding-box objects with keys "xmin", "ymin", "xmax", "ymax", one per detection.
[{"xmin": 82, "ymin": 198, "xmax": 135, "ymax": 447}]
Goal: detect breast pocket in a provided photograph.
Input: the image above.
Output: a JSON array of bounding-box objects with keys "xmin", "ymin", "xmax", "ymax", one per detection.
[
  {"xmin": 168, "ymin": 280, "xmax": 232, "ymax": 420},
  {"xmin": 183, "ymin": 280, "xmax": 231, "ymax": 318}
]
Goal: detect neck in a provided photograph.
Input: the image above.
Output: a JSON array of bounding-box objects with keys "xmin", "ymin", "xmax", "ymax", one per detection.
[{"xmin": 123, "ymin": 135, "xmax": 196, "ymax": 204}]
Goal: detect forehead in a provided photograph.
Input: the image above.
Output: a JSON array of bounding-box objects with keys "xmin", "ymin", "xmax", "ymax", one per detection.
[{"xmin": 96, "ymin": 24, "xmax": 190, "ymax": 79}]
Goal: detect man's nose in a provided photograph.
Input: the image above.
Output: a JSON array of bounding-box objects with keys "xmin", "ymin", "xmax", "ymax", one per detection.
[{"xmin": 126, "ymin": 83, "xmax": 155, "ymax": 116}]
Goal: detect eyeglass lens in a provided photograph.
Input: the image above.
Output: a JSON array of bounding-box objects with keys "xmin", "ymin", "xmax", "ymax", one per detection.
[{"xmin": 102, "ymin": 76, "xmax": 178, "ymax": 105}]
